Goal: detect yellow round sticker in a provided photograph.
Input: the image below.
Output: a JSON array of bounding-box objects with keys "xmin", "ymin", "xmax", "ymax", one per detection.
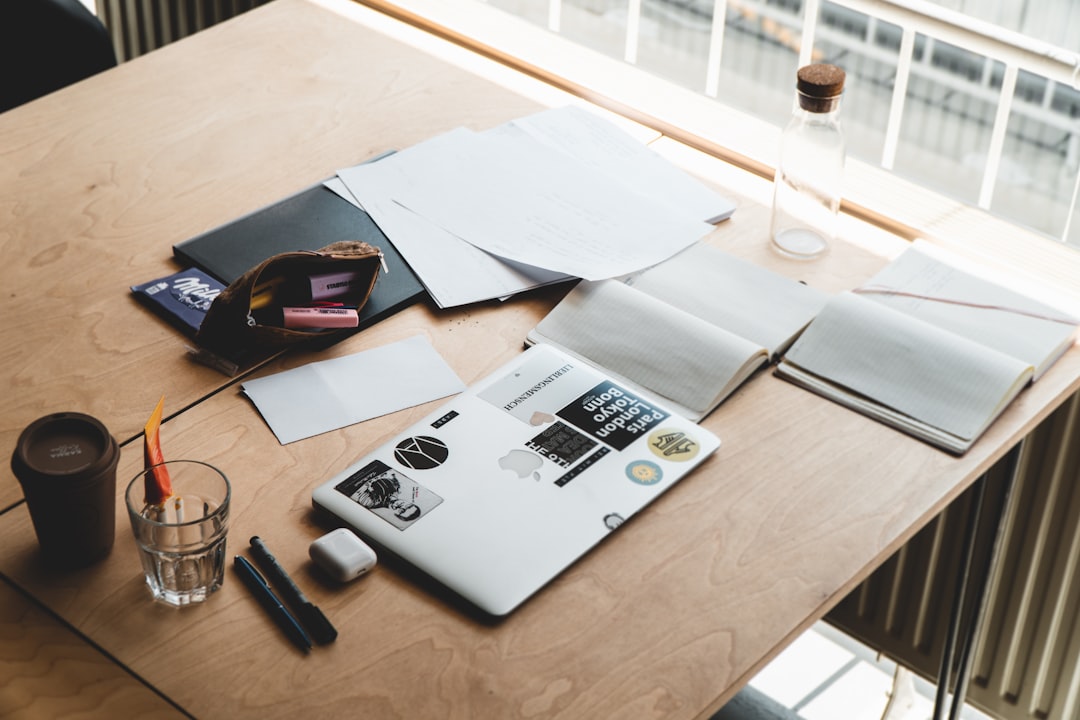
[{"xmin": 647, "ymin": 428, "xmax": 701, "ymax": 462}]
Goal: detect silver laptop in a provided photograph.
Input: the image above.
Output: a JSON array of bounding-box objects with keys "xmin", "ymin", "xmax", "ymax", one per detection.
[{"xmin": 312, "ymin": 343, "xmax": 721, "ymax": 616}]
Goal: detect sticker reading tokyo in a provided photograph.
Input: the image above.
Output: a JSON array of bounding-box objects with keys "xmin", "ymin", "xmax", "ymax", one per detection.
[{"xmin": 558, "ymin": 380, "xmax": 668, "ymax": 451}]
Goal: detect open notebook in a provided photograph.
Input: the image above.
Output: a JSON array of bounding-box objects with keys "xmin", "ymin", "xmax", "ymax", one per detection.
[
  {"xmin": 776, "ymin": 244, "xmax": 1078, "ymax": 454},
  {"xmin": 312, "ymin": 343, "xmax": 721, "ymax": 616},
  {"xmin": 526, "ymin": 242, "xmax": 829, "ymax": 420}
]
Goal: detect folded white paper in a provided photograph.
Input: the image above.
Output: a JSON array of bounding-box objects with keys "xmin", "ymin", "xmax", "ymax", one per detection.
[{"xmin": 242, "ymin": 335, "xmax": 466, "ymax": 444}]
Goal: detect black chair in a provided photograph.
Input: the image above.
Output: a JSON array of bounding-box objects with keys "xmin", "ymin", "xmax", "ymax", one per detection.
[{"xmin": 0, "ymin": 0, "xmax": 117, "ymax": 113}]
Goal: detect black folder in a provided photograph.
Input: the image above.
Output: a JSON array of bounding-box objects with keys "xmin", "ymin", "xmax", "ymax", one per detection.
[{"xmin": 173, "ymin": 182, "xmax": 428, "ymax": 332}]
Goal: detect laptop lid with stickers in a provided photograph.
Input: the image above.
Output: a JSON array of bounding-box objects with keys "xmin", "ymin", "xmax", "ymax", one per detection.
[{"xmin": 311, "ymin": 343, "xmax": 721, "ymax": 616}]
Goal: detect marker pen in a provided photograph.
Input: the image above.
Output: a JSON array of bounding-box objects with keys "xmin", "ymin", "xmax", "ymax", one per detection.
[
  {"xmin": 250, "ymin": 536, "xmax": 337, "ymax": 644},
  {"xmin": 281, "ymin": 306, "xmax": 359, "ymax": 329},
  {"xmin": 233, "ymin": 555, "xmax": 312, "ymax": 654},
  {"xmin": 250, "ymin": 276, "xmax": 286, "ymax": 310},
  {"xmin": 308, "ymin": 271, "xmax": 362, "ymax": 302}
]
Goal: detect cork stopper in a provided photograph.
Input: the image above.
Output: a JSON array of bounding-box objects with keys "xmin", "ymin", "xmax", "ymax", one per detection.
[{"xmin": 796, "ymin": 64, "xmax": 845, "ymax": 112}]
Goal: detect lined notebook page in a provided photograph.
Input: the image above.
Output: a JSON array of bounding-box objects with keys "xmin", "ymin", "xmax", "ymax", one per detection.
[
  {"xmin": 783, "ymin": 292, "xmax": 1032, "ymax": 443},
  {"xmin": 859, "ymin": 246, "xmax": 1077, "ymax": 380},
  {"xmin": 628, "ymin": 243, "xmax": 828, "ymax": 358},
  {"xmin": 529, "ymin": 279, "xmax": 766, "ymax": 418}
]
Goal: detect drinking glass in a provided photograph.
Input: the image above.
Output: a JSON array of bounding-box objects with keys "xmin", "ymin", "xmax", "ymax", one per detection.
[{"xmin": 125, "ymin": 460, "xmax": 230, "ymax": 606}]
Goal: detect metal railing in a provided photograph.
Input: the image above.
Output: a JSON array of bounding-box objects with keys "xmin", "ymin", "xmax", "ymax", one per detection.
[
  {"xmin": 513, "ymin": 0, "xmax": 1080, "ymax": 246},
  {"xmin": 94, "ymin": 0, "xmax": 1080, "ymax": 245}
]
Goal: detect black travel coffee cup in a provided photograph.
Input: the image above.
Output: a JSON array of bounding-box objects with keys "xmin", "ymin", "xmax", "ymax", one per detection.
[{"xmin": 11, "ymin": 412, "xmax": 121, "ymax": 568}]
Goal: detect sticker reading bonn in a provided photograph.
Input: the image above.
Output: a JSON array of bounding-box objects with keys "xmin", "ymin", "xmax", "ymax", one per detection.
[
  {"xmin": 334, "ymin": 459, "xmax": 443, "ymax": 530},
  {"xmin": 558, "ymin": 381, "xmax": 668, "ymax": 451}
]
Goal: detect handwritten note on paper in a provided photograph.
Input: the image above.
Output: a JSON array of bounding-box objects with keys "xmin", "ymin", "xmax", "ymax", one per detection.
[
  {"xmin": 337, "ymin": 156, "xmax": 569, "ymax": 308},
  {"xmin": 242, "ymin": 335, "xmax": 465, "ymax": 444},
  {"xmin": 395, "ymin": 128, "xmax": 714, "ymax": 280},
  {"xmin": 504, "ymin": 106, "xmax": 735, "ymax": 224},
  {"xmin": 342, "ymin": 126, "xmax": 713, "ymax": 281}
]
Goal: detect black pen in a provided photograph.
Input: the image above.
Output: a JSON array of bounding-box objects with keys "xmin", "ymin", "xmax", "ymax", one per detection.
[
  {"xmin": 233, "ymin": 555, "xmax": 312, "ymax": 653},
  {"xmin": 249, "ymin": 536, "xmax": 338, "ymax": 644}
]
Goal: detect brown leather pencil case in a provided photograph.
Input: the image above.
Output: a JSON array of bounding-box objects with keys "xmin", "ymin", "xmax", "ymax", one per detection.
[{"xmin": 194, "ymin": 240, "xmax": 383, "ymax": 367}]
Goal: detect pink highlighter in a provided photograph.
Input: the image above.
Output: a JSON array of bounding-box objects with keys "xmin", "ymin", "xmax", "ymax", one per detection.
[
  {"xmin": 281, "ymin": 307, "xmax": 359, "ymax": 329},
  {"xmin": 308, "ymin": 271, "xmax": 362, "ymax": 302}
]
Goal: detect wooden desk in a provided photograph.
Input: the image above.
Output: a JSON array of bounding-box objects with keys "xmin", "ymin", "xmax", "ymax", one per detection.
[
  {"xmin": 2, "ymin": 1, "xmax": 1080, "ymax": 718},
  {"xmin": 0, "ymin": 578, "xmax": 184, "ymax": 719},
  {"xmin": 0, "ymin": 0, "xmax": 566, "ymax": 510}
]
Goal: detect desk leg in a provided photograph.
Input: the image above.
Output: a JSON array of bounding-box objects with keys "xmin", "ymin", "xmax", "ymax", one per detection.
[{"xmin": 932, "ymin": 441, "xmax": 1023, "ymax": 720}]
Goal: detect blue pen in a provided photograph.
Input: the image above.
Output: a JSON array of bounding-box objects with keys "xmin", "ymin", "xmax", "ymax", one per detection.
[
  {"xmin": 249, "ymin": 536, "xmax": 337, "ymax": 645},
  {"xmin": 233, "ymin": 555, "xmax": 312, "ymax": 653}
]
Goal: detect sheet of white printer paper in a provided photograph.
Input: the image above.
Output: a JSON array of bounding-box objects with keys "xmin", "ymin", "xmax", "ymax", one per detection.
[
  {"xmin": 241, "ymin": 335, "xmax": 466, "ymax": 444},
  {"xmin": 357, "ymin": 196, "xmax": 569, "ymax": 307},
  {"xmin": 502, "ymin": 106, "xmax": 736, "ymax": 224},
  {"xmin": 369, "ymin": 127, "xmax": 713, "ymax": 281},
  {"xmin": 323, "ymin": 176, "xmax": 363, "ymax": 209},
  {"xmin": 337, "ymin": 157, "xmax": 570, "ymax": 308}
]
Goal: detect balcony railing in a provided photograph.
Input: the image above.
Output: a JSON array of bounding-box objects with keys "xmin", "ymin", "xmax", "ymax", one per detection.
[
  {"xmin": 96, "ymin": 0, "xmax": 1080, "ymax": 251},
  {"xmin": 477, "ymin": 0, "xmax": 1080, "ymax": 248}
]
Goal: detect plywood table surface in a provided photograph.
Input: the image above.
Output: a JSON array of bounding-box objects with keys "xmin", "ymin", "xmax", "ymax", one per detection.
[
  {"xmin": 4, "ymin": 0, "xmax": 1080, "ymax": 718},
  {"xmin": 0, "ymin": 0, "xmax": 568, "ymax": 510},
  {"xmin": 0, "ymin": 578, "xmax": 186, "ymax": 720},
  {"xmin": 3, "ymin": 192, "xmax": 1079, "ymax": 718}
]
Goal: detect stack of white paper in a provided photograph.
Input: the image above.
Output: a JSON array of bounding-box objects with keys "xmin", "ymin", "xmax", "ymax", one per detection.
[{"xmin": 329, "ymin": 105, "xmax": 735, "ymax": 308}]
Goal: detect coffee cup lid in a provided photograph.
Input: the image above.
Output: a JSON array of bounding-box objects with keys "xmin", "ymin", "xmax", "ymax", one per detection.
[{"xmin": 11, "ymin": 412, "xmax": 119, "ymax": 486}]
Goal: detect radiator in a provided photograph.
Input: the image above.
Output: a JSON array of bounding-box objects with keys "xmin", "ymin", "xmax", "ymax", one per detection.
[
  {"xmin": 95, "ymin": 0, "xmax": 271, "ymax": 61},
  {"xmin": 828, "ymin": 390, "xmax": 1080, "ymax": 720}
]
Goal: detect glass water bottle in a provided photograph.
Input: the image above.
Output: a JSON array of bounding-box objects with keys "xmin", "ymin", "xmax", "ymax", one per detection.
[{"xmin": 769, "ymin": 63, "xmax": 846, "ymax": 259}]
